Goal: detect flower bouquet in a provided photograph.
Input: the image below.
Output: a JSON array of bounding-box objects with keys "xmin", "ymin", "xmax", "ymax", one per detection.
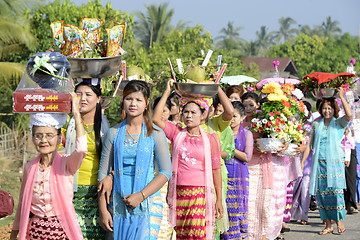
[{"xmin": 251, "ymin": 82, "xmax": 307, "ymax": 154}]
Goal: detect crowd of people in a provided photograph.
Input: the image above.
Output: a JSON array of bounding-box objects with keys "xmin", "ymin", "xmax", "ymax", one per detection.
[{"xmin": 9, "ymin": 78, "xmax": 360, "ymax": 240}]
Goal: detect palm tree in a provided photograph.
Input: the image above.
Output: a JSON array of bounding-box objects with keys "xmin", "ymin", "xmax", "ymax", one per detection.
[
  {"xmin": 242, "ymin": 40, "xmax": 259, "ymax": 57},
  {"xmin": 298, "ymin": 24, "xmax": 323, "ymax": 37},
  {"xmin": 255, "ymin": 26, "xmax": 275, "ymax": 56},
  {"xmin": 216, "ymin": 21, "xmax": 244, "ymax": 49},
  {"xmin": 0, "ymin": 0, "xmax": 39, "ymax": 78},
  {"xmin": 135, "ymin": 3, "xmax": 187, "ymax": 48},
  {"xmin": 321, "ymin": 16, "xmax": 342, "ymax": 37},
  {"xmin": 273, "ymin": 17, "xmax": 298, "ymax": 43}
]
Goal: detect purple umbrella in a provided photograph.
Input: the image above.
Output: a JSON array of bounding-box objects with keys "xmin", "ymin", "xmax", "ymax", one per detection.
[{"xmin": 257, "ymin": 77, "xmax": 301, "ymax": 89}]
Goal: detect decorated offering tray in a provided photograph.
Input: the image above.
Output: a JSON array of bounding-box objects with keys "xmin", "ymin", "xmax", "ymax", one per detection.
[
  {"xmin": 68, "ymin": 53, "xmax": 126, "ymax": 78},
  {"xmin": 312, "ymin": 88, "xmax": 338, "ymax": 99},
  {"xmin": 174, "ymin": 82, "xmax": 219, "ymax": 97}
]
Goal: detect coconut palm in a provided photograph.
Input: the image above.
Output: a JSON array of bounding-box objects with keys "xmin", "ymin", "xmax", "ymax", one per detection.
[
  {"xmin": 242, "ymin": 40, "xmax": 259, "ymax": 57},
  {"xmin": 321, "ymin": 16, "xmax": 342, "ymax": 37},
  {"xmin": 0, "ymin": 0, "xmax": 40, "ymax": 79},
  {"xmin": 135, "ymin": 3, "xmax": 187, "ymax": 48},
  {"xmin": 255, "ymin": 26, "xmax": 275, "ymax": 56},
  {"xmin": 298, "ymin": 24, "xmax": 322, "ymax": 37},
  {"xmin": 273, "ymin": 17, "xmax": 298, "ymax": 43},
  {"xmin": 216, "ymin": 21, "xmax": 245, "ymax": 49}
]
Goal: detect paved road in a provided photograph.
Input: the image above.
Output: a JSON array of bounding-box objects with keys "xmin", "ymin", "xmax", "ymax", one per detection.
[{"xmin": 283, "ymin": 210, "xmax": 360, "ymax": 240}]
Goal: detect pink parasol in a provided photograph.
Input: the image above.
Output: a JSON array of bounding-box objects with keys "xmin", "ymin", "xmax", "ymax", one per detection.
[{"xmin": 257, "ymin": 77, "xmax": 301, "ymax": 89}]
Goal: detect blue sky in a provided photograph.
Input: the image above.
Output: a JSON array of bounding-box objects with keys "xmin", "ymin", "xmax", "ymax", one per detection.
[{"xmin": 66, "ymin": 0, "xmax": 358, "ymax": 41}]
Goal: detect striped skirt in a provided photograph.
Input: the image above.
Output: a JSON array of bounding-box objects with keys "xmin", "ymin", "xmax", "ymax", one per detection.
[
  {"xmin": 283, "ymin": 182, "xmax": 294, "ymax": 222},
  {"xmin": 28, "ymin": 215, "xmax": 68, "ymax": 240},
  {"xmin": 175, "ymin": 185, "xmax": 206, "ymax": 240},
  {"xmin": 316, "ymin": 159, "xmax": 346, "ymax": 222},
  {"xmin": 73, "ymin": 185, "xmax": 106, "ymax": 239}
]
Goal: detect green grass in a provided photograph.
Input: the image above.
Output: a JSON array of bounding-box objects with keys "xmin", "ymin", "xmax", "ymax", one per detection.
[{"xmin": 0, "ymin": 169, "xmax": 22, "ymax": 227}]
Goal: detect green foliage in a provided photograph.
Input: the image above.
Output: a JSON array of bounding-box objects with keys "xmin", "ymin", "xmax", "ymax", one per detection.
[
  {"xmin": 268, "ymin": 33, "xmax": 359, "ymax": 78},
  {"xmin": 267, "ymin": 34, "xmax": 325, "ymax": 77}
]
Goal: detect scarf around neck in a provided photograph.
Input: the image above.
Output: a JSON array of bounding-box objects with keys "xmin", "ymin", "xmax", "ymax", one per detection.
[{"xmin": 309, "ymin": 117, "xmax": 347, "ymax": 195}]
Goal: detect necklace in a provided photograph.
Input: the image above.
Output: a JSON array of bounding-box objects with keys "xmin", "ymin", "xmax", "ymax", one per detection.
[
  {"xmin": 126, "ymin": 127, "xmax": 140, "ymax": 141},
  {"xmin": 33, "ymin": 166, "xmax": 52, "ymax": 193},
  {"xmin": 83, "ymin": 122, "xmax": 94, "ymax": 134}
]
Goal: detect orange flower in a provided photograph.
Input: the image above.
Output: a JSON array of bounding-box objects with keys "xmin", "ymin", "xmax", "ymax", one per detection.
[
  {"xmin": 282, "ymin": 100, "xmax": 291, "ymax": 108},
  {"xmin": 281, "ymin": 83, "xmax": 295, "ymax": 94},
  {"xmin": 298, "ymin": 100, "xmax": 305, "ymax": 112}
]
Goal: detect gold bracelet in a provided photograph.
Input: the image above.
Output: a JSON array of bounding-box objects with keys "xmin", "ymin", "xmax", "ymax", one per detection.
[{"xmin": 140, "ymin": 190, "xmax": 146, "ymax": 200}]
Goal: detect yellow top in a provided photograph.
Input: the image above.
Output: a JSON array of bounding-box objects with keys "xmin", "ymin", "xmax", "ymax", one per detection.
[{"xmin": 78, "ymin": 123, "xmax": 100, "ymax": 186}]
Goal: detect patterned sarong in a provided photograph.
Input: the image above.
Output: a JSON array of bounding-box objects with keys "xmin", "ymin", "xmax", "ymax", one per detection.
[
  {"xmin": 28, "ymin": 215, "xmax": 68, "ymax": 240},
  {"xmin": 73, "ymin": 185, "xmax": 106, "ymax": 239},
  {"xmin": 175, "ymin": 185, "xmax": 206, "ymax": 239}
]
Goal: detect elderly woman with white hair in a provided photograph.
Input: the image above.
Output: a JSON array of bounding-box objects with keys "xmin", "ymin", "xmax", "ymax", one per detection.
[{"xmin": 10, "ymin": 92, "xmax": 87, "ymax": 240}]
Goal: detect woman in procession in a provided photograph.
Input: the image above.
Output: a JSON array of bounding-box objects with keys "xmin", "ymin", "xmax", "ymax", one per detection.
[
  {"xmin": 222, "ymin": 101, "xmax": 253, "ymax": 239},
  {"xmin": 10, "ymin": 92, "xmax": 86, "ymax": 240},
  {"xmin": 301, "ymin": 87, "xmax": 352, "ymax": 235},
  {"xmin": 98, "ymin": 80, "xmax": 172, "ymax": 239},
  {"xmin": 153, "ymin": 79, "xmax": 223, "ymax": 240},
  {"xmin": 64, "ymin": 78, "xmax": 109, "ymax": 238}
]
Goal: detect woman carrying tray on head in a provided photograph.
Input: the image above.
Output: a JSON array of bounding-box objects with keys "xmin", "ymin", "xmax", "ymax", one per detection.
[
  {"xmin": 63, "ymin": 78, "xmax": 109, "ymax": 239},
  {"xmin": 153, "ymin": 79, "xmax": 223, "ymax": 240},
  {"xmin": 301, "ymin": 87, "xmax": 351, "ymax": 235},
  {"xmin": 10, "ymin": 93, "xmax": 87, "ymax": 240},
  {"xmin": 98, "ymin": 80, "xmax": 172, "ymax": 240}
]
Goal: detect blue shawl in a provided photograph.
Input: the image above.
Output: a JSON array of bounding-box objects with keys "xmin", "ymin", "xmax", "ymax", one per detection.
[
  {"xmin": 309, "ymin": 117, "xmax": 347, "ymax": 195},
  {"xmin": 113, "ymin": 119, "xmax": 155, "ymax": 239}
]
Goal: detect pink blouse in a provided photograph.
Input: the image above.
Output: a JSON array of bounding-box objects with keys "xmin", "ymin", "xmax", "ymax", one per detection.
[
  {"xmin": 31, "ymin": 166, "xmax": 54, "ymax": 217},
  {"xmin": 164, "ymin": 122, "xmax": 221, "ymax": 186}
]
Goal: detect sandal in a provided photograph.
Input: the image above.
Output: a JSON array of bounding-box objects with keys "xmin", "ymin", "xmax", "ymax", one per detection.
[
  {"xmin": 319, "ymin": 228, "xmax": 333, "ymax": 235},
  {"xmin": 337, "ymin": 224, "xmax": 346, "ymax": 234},
  {"xmin": 300, "ymin": 220, "xmax": 309, "ymax": 225}
]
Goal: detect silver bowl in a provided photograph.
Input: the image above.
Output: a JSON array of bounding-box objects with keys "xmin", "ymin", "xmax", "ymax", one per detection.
[
  {"xmin": 174, "ymin": 82, "xmax": 220, "ymax": 97},
  {"xmin": 68, "ymin": 53, "xmax": 126, "ymax": 78},
  {"xmin": 312, "ymin": 88, "xmax": 338, "ymax": 99},
  {"xmin": 100, "ymin": 96, "xmax": 114, "ymax": 110}
]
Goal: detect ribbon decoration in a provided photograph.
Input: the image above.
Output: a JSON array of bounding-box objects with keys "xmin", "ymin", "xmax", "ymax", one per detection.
[
  {"xmin": 30, "ymin": 56, "xmax": 58, "ymax": 76},
  {"xmin": 30, "ymin": 56, "xmax": 69, "ymax": 81}
]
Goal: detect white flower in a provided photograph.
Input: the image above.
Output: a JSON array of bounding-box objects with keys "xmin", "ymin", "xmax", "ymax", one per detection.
[
  {"xmin": 292, "ymin": 88, "xmax": 304, "ymax": 100},
  {"xmin": 304, "ymin": 108, "xmax": 309, "ymax": 117},
  {"xmin": 281, "ymin": 114, "xmax": 285, "ymax": 118},
  {"xmin": 252, "ymin": 118, "xmax": 258, "ymax": 123},
  {"xmin": 262, "ymin": 119, "xmax": 268, "ymax": 124},
  {"xmin": 270, "ymin": 116, "xmax": 274, "ymax": 121}
]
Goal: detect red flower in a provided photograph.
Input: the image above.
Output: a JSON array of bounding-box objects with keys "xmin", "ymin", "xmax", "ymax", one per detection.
[
  {"xmin": 276, "ymin": 111, "xmax": 281, "ymax": 115},
  {"xmin": 268, "ymin": 121, "xmax": 273, "ymax": 126},
  {"xmin": 265, "ymin": 123, "xmax": 270, "ymax": 128},
  {"xmin": 276, "ymin": 128, "xmax": 281, "ymax": 133},
  {"xmin": 297, "ymin": 125, "xmax": 302, "ymax": 131},
  {"xmin": 281, "ymin": 120, "xmax": 285, "ymax": 124},
  {"xmin": 253, "ymin": 123, "xmax": 257, "ymax": 128},
  {"xmin": 259, "ymin": 127, "xmax": 263, "ymax": 132},
  {"xmin": 269, "ymin": 112, "xmax": 274, "ymax": 116},
  {"xmin": 276, "ymin": 117, "xmax": 281, "ymax": 122},
  {"xmin": 275, "ymin": 122, "xmax": 280, "ymax": 126}
]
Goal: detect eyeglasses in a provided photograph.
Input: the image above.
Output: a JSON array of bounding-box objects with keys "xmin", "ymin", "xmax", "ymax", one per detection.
[{"xmin": 33, "ymin": 133, "xmax": 58, "ymax": 141}]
